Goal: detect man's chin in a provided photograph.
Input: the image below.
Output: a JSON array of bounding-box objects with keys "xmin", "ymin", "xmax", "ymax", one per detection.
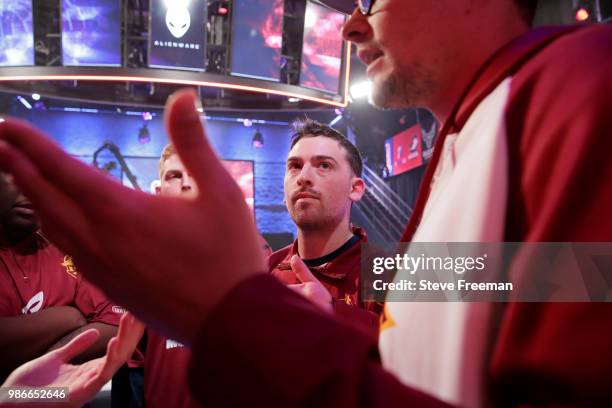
[
  {"xmin": 291, "ymin": 214, "xmax": 325, "ymax": 231},
  {"xmin": 370, "ymin": 83, "xmax": 411, "ymax": 110},
  {"xmin": 6, "ymin": 217, "xmax": 39, "ymax": 234}
]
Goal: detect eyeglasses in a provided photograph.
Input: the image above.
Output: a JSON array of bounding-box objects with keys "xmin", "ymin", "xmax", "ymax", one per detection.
[{"xmin": 357, "ymin": 0, "xmax": 376, "ymax": 16}]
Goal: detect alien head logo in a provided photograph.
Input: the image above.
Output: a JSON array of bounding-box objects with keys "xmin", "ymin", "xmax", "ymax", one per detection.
[{"xmin": 166, "ymin": 2, "xmax": 191, "ymax": 39}]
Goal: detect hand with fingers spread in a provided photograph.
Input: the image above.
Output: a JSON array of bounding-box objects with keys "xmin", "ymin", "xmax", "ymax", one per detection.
[
  {"xmin": 0, "ymin": 89, "xmax": 266, "ymax": 345},
  {"xmin": 287, "ymin": 255, "xmax": 333, "ymax": 314},
  {"xmin": 0, "ymin": 313, "xmax": 144, "ymax": 408}
]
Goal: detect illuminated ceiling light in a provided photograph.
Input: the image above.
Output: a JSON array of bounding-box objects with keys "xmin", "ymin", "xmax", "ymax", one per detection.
[
  {"xmin": 329, "ymin": 115, "xmax": 343, "ymax": 127},
  {"xmin": 138, "ymin": 124, "xmax": 151, "ymax": 144},
  {"xmin": 288, "ymin": 97, "xmax": 301, "ymax": 103},
  {"xmin": 252, "ymin": 130, "xmax": 264, "ymax": 148},
  {"xmin": 142, "ymin": 112, "xmax": 153, "ymax": 121},
  {"xmin": 218, "ymin": 3, "xmax": 229, "ymax": 15},
  {"xmin": 16, "ymin": 95, "xmax": 32, "ymax": 110},
  {"xmin": 575, "ymin": 7, "xmax": 590, "ymax": 21},
  {"xmin": 31, "ymin": 93, "xmax": 41, "ymax": 101},
  {"xmin": 304, "ymin": 8, "xmax": 317, "ymax": 28},
  {"xmin": 243, "ymin": 118, "xmax": 253, "ymax": 127},
  {"xmin": 0, "ymin": 118, "xmax": 5, "ymax": 123},
  {"xmin": 350, "ymin": 81, "xmax": 372, "ymax": 99}
]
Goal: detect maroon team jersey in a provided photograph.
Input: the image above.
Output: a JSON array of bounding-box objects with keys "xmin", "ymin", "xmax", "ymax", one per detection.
[
  {"xmin": 0, "ymin": 232, "xmax": 120, "ymax": 325},
  {"xmin": 268, "ymin": 227, "xmax": 383, "ymax": 315},
  {"xmin": 144, "ymin": 331, "xmax": 201, "ymax": 408},
  {"xmin": 268, "ymin": 226, "xmax": 383, "ymax": 337}
]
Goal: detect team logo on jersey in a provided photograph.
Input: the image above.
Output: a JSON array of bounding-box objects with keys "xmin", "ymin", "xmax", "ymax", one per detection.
[
  {"xmin": 112, "ymin": 306, "xmax": 127, "ymax": 314},
  {"xmin": 22, "ymin": 291, "xmax": 44, "ymax": 314},
  {"xmin": 379, "ymin": 304, "xmax": 396, "ymax": 332},
  {"xmin": 166, "ymin": 339, "xmax": 185, "ymax": 350},
  {"xmin": 61, "ymin": 255, "xmax": 78, "ymax": 278}
]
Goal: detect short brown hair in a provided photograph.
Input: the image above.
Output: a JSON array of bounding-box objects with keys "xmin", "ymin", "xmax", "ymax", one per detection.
[
  {"xmin": 159, "ymin": 144, "xmax": 176, "ymax": 178},
  {"xmin": 290, "ymin": 119, "xmax": 363, "ymax": 177}
]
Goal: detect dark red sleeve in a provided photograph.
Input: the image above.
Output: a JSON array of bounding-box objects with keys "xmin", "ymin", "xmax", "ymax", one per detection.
[
  {"xmin": 333, "ymin": 301, "xmax": 380, "ymax": 342},
  {"xmin": 74, "ymin": 275, "xmax": 121, "ymax": 326},
  {"xmin": 188, "ymin": 275, "xmax": 451, "ymax": 407},
  {"xmin": 491, "ymin": 26, "xmax": 612, "ymax": 405}
]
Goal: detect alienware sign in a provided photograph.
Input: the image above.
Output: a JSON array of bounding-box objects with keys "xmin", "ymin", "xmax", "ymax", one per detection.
[{"xmin": 149, "ymin": 0, "xmax": 205, "ymax": 71}]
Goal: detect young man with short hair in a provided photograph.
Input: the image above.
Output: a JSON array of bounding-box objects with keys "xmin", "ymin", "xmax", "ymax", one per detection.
[{"xmin": 269, "ymin": 119, "xmax": 381, "ymax": 326}]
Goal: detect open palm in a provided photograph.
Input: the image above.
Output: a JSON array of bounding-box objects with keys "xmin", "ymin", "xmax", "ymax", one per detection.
[{"xmin": 1, "ymin": 313, "xmax": 144, "ymax": 407}]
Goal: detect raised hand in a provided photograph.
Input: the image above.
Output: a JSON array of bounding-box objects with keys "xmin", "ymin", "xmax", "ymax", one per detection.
[
  {"xmin": 287, "ymin": 255, "xmax": 333, "ymax": 314},
  {"xmin": 0, "ymin": 89, "xmax": 266, "ymax": 345},
  {"xmin": 0, "ymin": 313, "xmax": 144, "ymax": 408}
]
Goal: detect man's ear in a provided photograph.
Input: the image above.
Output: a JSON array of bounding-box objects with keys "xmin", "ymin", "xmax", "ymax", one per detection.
[
  {"xmin": 349, "ymin": 177, "xmax": 366, "ymax": 203},
  {"xmin": 151, "ymin": 179, "xmax": 161, "ymax": 195}
]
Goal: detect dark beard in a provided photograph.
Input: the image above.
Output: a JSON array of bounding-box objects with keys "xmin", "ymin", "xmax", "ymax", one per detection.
[
  {"xmin": 372, "ymin": 62, "xmax": 438, "ymax": 110},
  {"xmin": 0, "ymin": 217, "xmax": 39, "ymax": 245}
]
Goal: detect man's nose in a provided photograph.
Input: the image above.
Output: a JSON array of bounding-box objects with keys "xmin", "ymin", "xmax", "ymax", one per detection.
[
  {"xmin": 296, "ymin": 165, "xmax": 315, "ymax": 187},
  {"xmin": 341, "ymin": 8, "xmax": 371, "ymax": 43},
  {"xmin": 181, "ymin": 176, "xmax": 195, "ymax": 192}
]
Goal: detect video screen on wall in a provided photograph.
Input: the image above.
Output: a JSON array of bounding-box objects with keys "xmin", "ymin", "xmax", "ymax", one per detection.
[
  {"xmin": 230, "ymin": 0, "xmax": 284, "ymax": 81},
  {"xmin": 0, "ymin": 0, "xmax": 34, "ymax": 67},
  {"xmin": 149, "ymin": 0, "xmax": 206, "ymax": 71},
  {"xmin": 223, "ymin": 160, "xmax": 255, "ymax": 213},
  {"xmin": 61, "ymin": 0, "xmax": 121, "ymax": 66},
  {"xmin": 384, "ymin": 124, "xmax": 423, "ymax": 177},
  {"xmin": 299, "ymin": 1, "xmax": 346, "ymax": 94}
]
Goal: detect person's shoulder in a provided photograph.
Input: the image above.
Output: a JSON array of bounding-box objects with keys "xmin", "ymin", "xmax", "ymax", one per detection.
[
  {"xmin": 520, "ymin": 25, "xmax": 612, "ymax": 79},
  {"xmin": 507, "ymin": 25, "xmax": 612, "ymax": 128},
  {"xmin": 547, "ymin": 24, "xmax": 611, "ymax": 55}
]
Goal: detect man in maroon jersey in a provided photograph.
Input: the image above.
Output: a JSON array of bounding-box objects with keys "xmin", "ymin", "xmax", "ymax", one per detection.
[
  {"xmin": 143, "ymin": 144, "xmax": 272, "ymax": 408},
  {"xmin": 0, "ymin": 173, "xmax": 120, "ymax": 382},
  {"xmin": 269, "ymin": 119, "xmax": 381, "ymax": 329},
  {"xmin": 142, "ymin": 144, "xmax": 202, "ymax": 408}
]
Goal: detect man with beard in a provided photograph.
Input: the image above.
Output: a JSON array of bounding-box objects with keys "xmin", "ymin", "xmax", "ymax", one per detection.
[
  {"xmin": 268, "ymin": 120, "xmax": 381, "ymax": 328},
  {"xmin": 0, "ymin": 173, "xmax": 119, "ymax": 382}
]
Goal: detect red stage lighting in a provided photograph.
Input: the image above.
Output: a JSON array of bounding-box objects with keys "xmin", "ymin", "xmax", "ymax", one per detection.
[{"xmin": 575, "ymin": 7, "xmax": 590, "ymax": 21}]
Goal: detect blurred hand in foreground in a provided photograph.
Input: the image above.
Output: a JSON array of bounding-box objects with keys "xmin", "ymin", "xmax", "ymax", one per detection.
[
  {"xmin": 287, "ymin": 255, "xmax": 333, "ymax": 314},
  {"xmin": 0, "ymin": 89, "xmax": 266, "ymax": 344},
  {"xmin": 0, "ymin": 313, "xmax": 145, "ymax": 408}
]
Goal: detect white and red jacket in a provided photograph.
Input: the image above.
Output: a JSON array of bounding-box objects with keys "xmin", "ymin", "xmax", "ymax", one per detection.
[{"xmin": 187, "ymin": 25, "xmax": 612, "ymax": 407}]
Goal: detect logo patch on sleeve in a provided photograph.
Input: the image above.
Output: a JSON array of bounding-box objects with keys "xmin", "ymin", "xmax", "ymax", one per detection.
[
  {"xmin": 166, "ymin": 339, "xmax": 184, "ymax": 350},
  {"xmin": 61, "ymin": 255, "xmax": 78, "ymax": 278}
]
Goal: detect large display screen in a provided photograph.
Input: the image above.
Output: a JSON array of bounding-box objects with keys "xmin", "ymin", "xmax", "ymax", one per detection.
[
  {"xmin": 149, "ymin": 0, "xmax": 206, "ymax": 71},
  {"xmin": 0, "ymin": 0, "xmax": 34, "ymax": 66},
  {"xmin": 223, "ymin": 160, "xmax": 255, "ymax": 213},
  {"xmin": 384, "ymin": 124, "xmax": 423, "ymax": 177},
  {"xmin": 299, "ymin": 1, "xmax": 346, "ymax": 94},
  {"xmin": 230, "ymin": 0, "xmax": 284, "ymax": 81},
  {"xmin": 61, "ymin": 0, "xmax": 121, "ymax": 66}
]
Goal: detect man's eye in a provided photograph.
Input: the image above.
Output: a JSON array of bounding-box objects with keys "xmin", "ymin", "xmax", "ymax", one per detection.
[
  {"xmin": 319, "ymin": 162, "xmax": 331, "ymax": 169},
  {"xmin": 287, "ymin": 163, "xmax": 300, "ymax": 170}
]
